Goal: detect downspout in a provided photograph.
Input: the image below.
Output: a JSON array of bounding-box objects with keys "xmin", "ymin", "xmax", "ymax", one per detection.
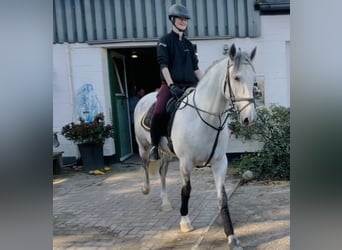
[
  {"xmin": 65, "ymin": 44, "xmax": 79, "ymax": 158},
  {"xmin": 65, "ymin": 44, "xmax": 75, "ymax": 122}
]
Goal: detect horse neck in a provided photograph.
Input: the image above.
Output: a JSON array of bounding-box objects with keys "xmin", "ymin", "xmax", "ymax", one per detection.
[{"xmin": 194, "ymin": 58, "xmax": 229, "ymax": 115}]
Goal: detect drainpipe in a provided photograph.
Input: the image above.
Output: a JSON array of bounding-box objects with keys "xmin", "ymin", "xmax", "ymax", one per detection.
[
  {"xmin": 65, "ymin": 44, "xmax": 79, "ymax": 158},
  {"xmin": 65, "ymin": 44, "xmax": 75, "ymax": 122}
]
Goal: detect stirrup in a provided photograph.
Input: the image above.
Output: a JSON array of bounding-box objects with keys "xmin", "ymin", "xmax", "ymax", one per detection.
[{"xmin": 149, "ymin": 146, "xmax": 160, "ymax": 161}]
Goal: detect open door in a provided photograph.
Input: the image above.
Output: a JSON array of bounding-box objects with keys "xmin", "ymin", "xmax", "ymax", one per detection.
[{"xmin": 108, "ymin": 51, "xmax": 133, "ymax": 161}]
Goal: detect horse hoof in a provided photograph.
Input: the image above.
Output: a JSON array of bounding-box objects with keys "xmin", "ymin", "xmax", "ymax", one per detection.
[
  {"xmin": 228, "ymin": 236, "xmax": 243, "ymax": 250},
  {"xmin": 180, "ymin": 222, "xmax": 194, "ymax": 233},
  {"xmin": 228, "ymin": 245, "xmax": 243, "ymax": 250},
  {"xmin": 161, "ymin": 203, "xmax": 172, "ymax": 212},
  {"xmin": 141, "ymin": 186, "xmax": 150, "ymax": 195}
]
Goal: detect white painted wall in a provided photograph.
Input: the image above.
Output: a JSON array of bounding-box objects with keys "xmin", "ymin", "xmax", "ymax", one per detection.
[
  {"xmin": 53, "ymin": 14, "xmax": 289, "ymax": 156},
  {"xmin": 195, "ymin": 15, "xmax": 290, "ymax": 152},
  {"xmin": 196, "ymin": 15, "xmax": 290, "ymax": 107},
  {"xmin": 53, "ymin": 44, "xmax": 115, "ymax": 157}
]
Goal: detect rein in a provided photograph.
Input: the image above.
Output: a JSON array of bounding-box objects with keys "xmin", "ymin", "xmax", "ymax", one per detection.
[{"xmin": 180, "ymin": 59, "xmax": 255, "ymax": 167}]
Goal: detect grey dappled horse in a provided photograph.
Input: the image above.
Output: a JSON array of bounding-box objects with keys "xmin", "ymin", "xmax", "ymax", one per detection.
[{"xmin": 134, "ymin": 44, "xmax": 257, "ymax": 250}]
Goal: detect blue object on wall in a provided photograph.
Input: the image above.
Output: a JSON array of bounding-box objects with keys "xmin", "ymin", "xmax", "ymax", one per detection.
[{"xmin": 75, "ymin": 83, "xmax": 103, "ymax": 122}]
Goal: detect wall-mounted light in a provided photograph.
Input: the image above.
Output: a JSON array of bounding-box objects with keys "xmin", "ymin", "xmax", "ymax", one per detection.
[
  {"xmin": 223, "ymin": 44, "xmax": 229, "ymax": 55},
  {"xmin": 131, "ymin": 51, "xmax": 138, "ymax": 58}
]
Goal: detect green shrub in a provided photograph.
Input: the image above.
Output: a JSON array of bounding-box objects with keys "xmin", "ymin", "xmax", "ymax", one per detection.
[{"xmin": 228, "ymin": 105, "xmax": 290, "ymax": 180}]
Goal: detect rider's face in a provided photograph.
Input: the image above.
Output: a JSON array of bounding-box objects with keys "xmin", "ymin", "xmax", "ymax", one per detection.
[{"xmin": 174, "ymin": 17, "xmax": 188, "ymax": 30}]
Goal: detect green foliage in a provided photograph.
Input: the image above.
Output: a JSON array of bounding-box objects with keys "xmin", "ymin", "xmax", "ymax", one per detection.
[
  {"xmin": 61, "ymin": 113, "xmax": 114, "ymax": 144},
  {"xmin": 228, "ymin": 105, "xmax": 290, "ymax": 180}
]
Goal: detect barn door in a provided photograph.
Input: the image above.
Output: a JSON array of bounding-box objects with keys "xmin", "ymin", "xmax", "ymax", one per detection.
[{"xmin": 108, "ymin": 51, "xmax": 133, "ymax": 161}]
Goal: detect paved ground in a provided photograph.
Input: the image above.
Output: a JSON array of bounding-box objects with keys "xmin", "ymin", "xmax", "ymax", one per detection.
[{"xmin": 53, "ymin": 154, "xmax": 289, "ymax": 250}]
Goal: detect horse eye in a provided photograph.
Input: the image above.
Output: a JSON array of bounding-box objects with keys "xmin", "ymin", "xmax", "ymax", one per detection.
[{"xmin": 234, "ymin": 76, "xmax": 240, "ymax": 81}]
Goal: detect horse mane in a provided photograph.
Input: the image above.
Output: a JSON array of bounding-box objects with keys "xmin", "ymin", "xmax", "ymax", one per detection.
[
  {"xmin": 202, "ymin": 50, "xmax": 253, "ymax": 76},
  {"xmin": 200, "ymin": 49, "xmax": 255, "ymax": 85},
  {"xmin": 203, "ymin": 56, "xmax": 227, "ymax": 76}
]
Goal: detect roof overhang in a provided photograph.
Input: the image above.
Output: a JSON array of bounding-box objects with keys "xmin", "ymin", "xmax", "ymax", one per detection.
[{"xmin": 255, "ymin": 0, "xmax": 290, "ymax": 15}]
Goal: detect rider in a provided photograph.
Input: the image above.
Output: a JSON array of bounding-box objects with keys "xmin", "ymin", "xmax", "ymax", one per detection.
[{"xmin": 149, "ymin": 3, "xmax": 203, "ymax": 161}]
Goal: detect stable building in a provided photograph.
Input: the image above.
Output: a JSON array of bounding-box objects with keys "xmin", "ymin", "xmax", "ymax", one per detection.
[{"xmin": 53, "ymin": 0, "xmax": 290, "ymax": 161}]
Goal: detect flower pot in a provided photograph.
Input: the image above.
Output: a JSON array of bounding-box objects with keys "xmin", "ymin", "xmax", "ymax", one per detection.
[{"xmin": 77, "ymin": 143, "xmax": 104, "ymax": 171}]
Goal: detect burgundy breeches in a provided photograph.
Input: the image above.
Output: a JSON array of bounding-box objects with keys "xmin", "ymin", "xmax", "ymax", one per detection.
[
  {"xmin": 153, "ymin": 83, "xmax": 171, "ymax": 116},
  {"xmin": 153, "ymin": 82, "xmax": 197, "ymax": 116}
]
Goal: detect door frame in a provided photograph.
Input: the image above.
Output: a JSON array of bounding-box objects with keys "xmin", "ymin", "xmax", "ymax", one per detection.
[{"xmin": 107, "ymin": 51, "xmax": 133, "ymax": 161}]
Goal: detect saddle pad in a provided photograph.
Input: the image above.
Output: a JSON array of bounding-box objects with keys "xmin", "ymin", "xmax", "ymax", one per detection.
[
  {"xmin": 140, "ymin": 87, "xmax": 195, "ymax": 133},
  {"xmin": 141, "ymin": 102, "xmax": 156, "ymax": 131}
]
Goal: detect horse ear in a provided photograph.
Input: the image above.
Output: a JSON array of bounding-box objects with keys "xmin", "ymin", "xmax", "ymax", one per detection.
[
  {"xmin": 250, "ymin": 46, "xmax": 257, "ymax": 60},
  {"xmin": 229, "ymin": 43, "xmax": 236, "ymax": 60}
]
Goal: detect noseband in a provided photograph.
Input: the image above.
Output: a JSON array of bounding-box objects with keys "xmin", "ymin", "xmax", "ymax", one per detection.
[{"xmin": 224, "ymin": 61, "xmax": 256, "ymax": 115}]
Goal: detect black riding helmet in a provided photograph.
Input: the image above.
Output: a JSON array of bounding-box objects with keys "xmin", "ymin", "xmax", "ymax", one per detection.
[
  {"xmin": 168, "ymin": 4, "xmax": 190, "ymax": 32},
  {"xmin": 168, "ymin": 4, "xmax": 191, "ymax": 20}
]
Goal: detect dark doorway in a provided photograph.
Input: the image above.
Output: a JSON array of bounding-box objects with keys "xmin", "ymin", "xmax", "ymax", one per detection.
[
  {"xmin": 109, "ymin": 47, "xmax": 160, "ymax": 153},
  {"xmin": 113, "ymin": 47, "xmax": 161, "ymax": 95}
]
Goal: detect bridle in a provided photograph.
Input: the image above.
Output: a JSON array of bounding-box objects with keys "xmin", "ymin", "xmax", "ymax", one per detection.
[
  {"xmin": 178, "ymin": 59, "xmax": 256, "ymax": 167},
  {"xmin": 181, "ymin": 59, "xmax": 256, "ymax": 130},
  {"xmin": 223, "ymin": 60, "xmax": 256, "ymax": 116}
]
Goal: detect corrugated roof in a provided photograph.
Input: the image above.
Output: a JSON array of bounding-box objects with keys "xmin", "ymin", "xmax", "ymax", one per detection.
[{"xmin": 53, "ymin": 0, "xmax": 261, "ymax": 44}]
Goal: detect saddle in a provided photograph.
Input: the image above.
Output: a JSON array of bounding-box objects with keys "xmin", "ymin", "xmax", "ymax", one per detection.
[{"xmin": 140, "ymin": 88, "xmax": 195, "ymax": 151}]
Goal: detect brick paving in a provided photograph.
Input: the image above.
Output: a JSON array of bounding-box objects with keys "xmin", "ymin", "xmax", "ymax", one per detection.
[
  {"xmin": 199, "ymin": 181, "xmax": 290, "ymax": 250},
  {"xmin": 53, "ymin": 154, "xmax": 239, "ymax": 250}
]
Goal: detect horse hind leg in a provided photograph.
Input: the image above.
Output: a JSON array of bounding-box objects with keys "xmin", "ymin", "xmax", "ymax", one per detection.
[
  {"xmin": 141, "ymin": 160, "xmax": 151, "ymax": 195},
  {"xmin": 159, "ymin": 156, "xmax": 172, "ymax": 212},
  {"xmin": 148, "ymin": 148, "xmax": 161, "ymax": 176},
  {"xmin": 138, "ymin": 144, "xmax": 151, "ymax": 195}
]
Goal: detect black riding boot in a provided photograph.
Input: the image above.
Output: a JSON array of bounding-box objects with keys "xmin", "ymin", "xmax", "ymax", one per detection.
[{"xmin": 149, "ymin": 115, "xmax": 161, "ymax": 161}]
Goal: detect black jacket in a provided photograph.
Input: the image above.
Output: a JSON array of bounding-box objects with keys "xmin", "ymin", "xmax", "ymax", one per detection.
[{"xmin": 157, "ymin": 31, "xmax": 199, "ymax": 84}]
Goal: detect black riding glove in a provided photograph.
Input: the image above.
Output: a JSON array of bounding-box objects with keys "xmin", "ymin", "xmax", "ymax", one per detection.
[{"xmin": 169, "ymin": 84, "xmax": 183, "ymax": 98}]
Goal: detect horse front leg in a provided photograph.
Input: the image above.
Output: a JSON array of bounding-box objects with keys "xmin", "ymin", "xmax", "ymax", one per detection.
[
  {"xmin": 179, "ymin": 162, "xmax": 194, "ymax": 232},
  {"xmin": 212, "ymin": 158, "xmax": 243, "ymax": 250},
  {"xmin": 159, "ymin": 156, "xmax": 172, "ymax": 211}
]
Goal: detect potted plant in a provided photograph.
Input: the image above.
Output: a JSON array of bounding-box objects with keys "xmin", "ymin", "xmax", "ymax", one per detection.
[{"xmin": 61, "ymin": 113, "xmax": 114, "ymax": 171}]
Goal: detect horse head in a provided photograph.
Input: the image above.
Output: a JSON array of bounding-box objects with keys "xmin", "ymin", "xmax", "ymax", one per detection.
[{"xmin": 226, "ymin": 43, "xmax": 257, "ymax": 126}]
